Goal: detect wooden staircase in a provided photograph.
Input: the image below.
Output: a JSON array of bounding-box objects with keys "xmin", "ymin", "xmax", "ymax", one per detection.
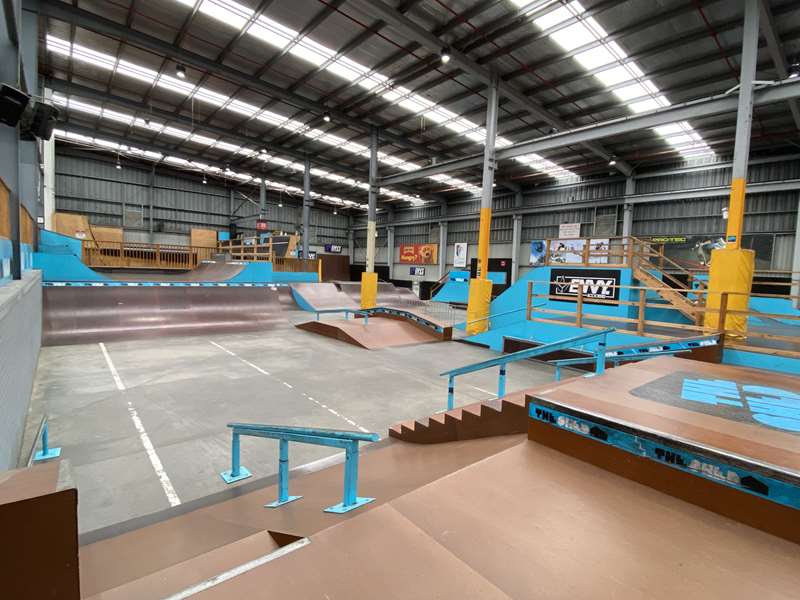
[
  {"xmin": 632, "ymin": 265, "xmax": 700, "ymax": 323},
  {"xmin": 389, "ymin": 390, "xmax": 531, "ymax": 444}
]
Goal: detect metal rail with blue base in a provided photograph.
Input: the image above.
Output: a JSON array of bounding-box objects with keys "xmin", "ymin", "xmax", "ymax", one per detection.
[
  {"xmin": 220, "ymin": 423, "xmax": 380, "ymax": 514},
  {"xmin": 550, "ymin": 334, "xmax": 721, "ymax": 381},
  {"xmin": 32, "ymin": 421, "xmax": 61, "ymax": 462},
  {"xmin": 440, "ymin": 329, "xmax": 614, "ymax": 410},
  {"xmin": 314, "ymin": 308, "xmax": 370, "ymax": 324}
]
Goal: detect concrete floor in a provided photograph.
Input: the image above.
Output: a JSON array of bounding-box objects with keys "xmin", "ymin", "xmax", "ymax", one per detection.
[{"xmin": 29, "ymin": 322, "xmax": 561, "ymax": 534}]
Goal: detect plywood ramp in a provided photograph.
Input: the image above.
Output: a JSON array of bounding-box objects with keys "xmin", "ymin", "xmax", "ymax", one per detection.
[
  {"xmin": 191, "ymin": 441, "xmax": 800, "ymax": 599},
  {"xmin": 296, "ymin": 317, "xmax": 442, "ymax": 349}
]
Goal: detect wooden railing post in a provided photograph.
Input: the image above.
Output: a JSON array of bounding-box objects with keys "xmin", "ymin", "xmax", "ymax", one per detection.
[
  {"xmin": 576, "ymin": 286, "xmax": 584, "ymax": 328},
  {"xmin": 544, "ymin": 239, "xmax": 551, "ymax": 265},
  {"xmin": 626, "ymin": 238, "xmax": 634, "ymax": 267},
  {"xmin": 526, "ymin": 280, "xmax": 533, "ymax": 321},
  {"xmin": 637, "ymin": 288, "xmax": 647, "ymax": 335},
  {"xmin": 718, "ymin": 292, "xmax": 729, "ymax": 339},
  {"xmin": 582, "ymin": 239, "xmax": 590, "ymax": 266}
]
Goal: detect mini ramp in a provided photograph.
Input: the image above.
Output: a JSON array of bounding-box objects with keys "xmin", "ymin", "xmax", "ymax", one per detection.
[
  {"xmin": 290, "ymin": 282, "xmax": 359, "ymax": 311},
  {"xmin": 103, "ymin": 261, "xmax": 246, "ymax": 282},
  {"xmin": 42, "ymin": 286, "xmax": 285, "ymax": 346},
  {"xmin": 296, "ymin": 317, "xmax": 443, "ymax": 349}
]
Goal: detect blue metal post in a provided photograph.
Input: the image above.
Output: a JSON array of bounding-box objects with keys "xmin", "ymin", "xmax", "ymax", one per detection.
[
  {"xmin": 498, "ymin": 364, "xmax": 507, "ymax": 398},
  {"xmin": 266, "ymin": 438, "xmax": 302, "ymax": 507},
  {"xmin": 595, "ymin": 334, "xmax": 607, "ymax": 375},
  {"xmin": 447, "ymin": 374, "xmax": 455, "ymax": 411},
  {"xmin": 220, "ymin": 431, "xmax": 252, "ymax": 483},
  {"xmin": 324, "ymin": 441, "xmax": 375, "ymax": 513},
  {"xmin": 345, "ymin": 310, "xmax": 350, "ymax": 320},
  {"xmin": 316, "ymin": 311, "xmax": 320, "ymax": 320},
  {"xmin": 33, "ymin": 422, "xmax": 61, "ymax": 462},
  {"xmin": 364, "ymin": 313, "xmax": 369, "ymax": 325},
  {"xmin": 555, "ymin": 365, "xmax": 562, "ymax": 382}
]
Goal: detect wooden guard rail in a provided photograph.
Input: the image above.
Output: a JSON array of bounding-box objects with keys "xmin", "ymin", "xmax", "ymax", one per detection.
[
  {"xmin": 525, "ymin": 280, "xmax": 800, "ymax": 359},
  {"xmin": 84, "ymin": 241, "xmax": 216, "ymax": 270}
]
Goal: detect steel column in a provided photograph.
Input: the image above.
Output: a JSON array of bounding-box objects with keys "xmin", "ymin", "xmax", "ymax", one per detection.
[
  {"xmin": 725, "ymin": 0, "xmax": 759, "ymax": 249},
  {"xmin": 148, "ymin": 165, "xmax": 155, "ymax": 241},
  {"xmin": 438, "ymin": 221, "xmax": 447, "ymax": 279},
  {"xmin": 303, "ymin": 154, "xmax": 312, "ymax": 259},
  {"xmin": 259, "ymin": 179, "xmax": 267, "ymax": 220},
  {"xmin": 793, "ymin": 199, "xmax": 800, "ymax": 309},
  {"xmin": 43, "ymin": 87, "xmax": 56, "ymax": 230},
  {"xmin": 511, "ymin": 214, "xmax": 522, "ymax": 284},
  {"xmin": 477, "ymin": 75, "xmax": 499, "ymax": 279},
  {"xmin": 366, "ymin": 127, "xmax": 378, "ymax": 273},
  {"xmin": 386, "ymin": 225, "xmax": 395, "ymax": 279}
]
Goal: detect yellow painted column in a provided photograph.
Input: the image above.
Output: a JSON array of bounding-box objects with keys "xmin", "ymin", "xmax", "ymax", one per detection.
[
  {"xmin": 704, "ymin": 247, "xmax": 754, "ymax": 336},
  {"xmin": 360, "ymin": 271, "xmax": 378, "ymax": 309},
  {"xmin": 725, "ymin": 178, "xmax": 746, "ymax": 250},
  {"xmin": 476, "ymin": 207, "xmax": 491, "ymax": 280}
]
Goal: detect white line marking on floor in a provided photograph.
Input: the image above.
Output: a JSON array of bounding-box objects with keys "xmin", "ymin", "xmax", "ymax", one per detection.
[
  {"xmin": 99, "ymin": 342, "xmax": 181, "ymax": 507},
  {"xmin": 99, "ymin": 342, "xmax": 125, "ymax": 391},
  {"xmin": 470, "ymin": 385, "xmax": 498, "ymax": 397},
  {"xmin": 164, "ymin": 538, "xmax": 309, "ymax": 599},
  {"xmin": 208, "ymin": 340, "xmax": 372, "ymax": 434}
]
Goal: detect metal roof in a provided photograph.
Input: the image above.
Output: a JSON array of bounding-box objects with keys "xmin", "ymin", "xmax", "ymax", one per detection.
[{"xmin": 36, "ymin": 0, "xmax": 800, "ymax": 211}]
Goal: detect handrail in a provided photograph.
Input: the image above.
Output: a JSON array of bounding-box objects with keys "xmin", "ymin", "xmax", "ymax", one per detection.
[
  {"xmin": 314, "ymin": 308, "xmax": 370, "ymax": 324},
  {"xmin": 220, "ymin": 423, "xmax": 380, "ymax": 514},
  {"xmin": 31, "ymin": 416, "xmax": 61, "ymax": 464},
  {"xmin": 440, "ymin": 328, "xmax": 614, "ymax": 410}
]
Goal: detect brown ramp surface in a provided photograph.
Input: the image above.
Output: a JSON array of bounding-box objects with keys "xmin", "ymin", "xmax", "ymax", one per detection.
[
  {"xmin": 296, "ymin": 317, "xmax": 442, "ymax": 349},
  {"xmin": 43, "ymin": 286, "xmax": 285, "ymax": 346},
  {"xmin": 197, "ymin": 440, "xmax": 800, "ymax": 599},
  {"xmin": 104, "ymin": 261, "xmax": 245, "ymax": 282},
  {"xmin": 290, "ymin": 282, "xmax": 358, "ymax": 310}
]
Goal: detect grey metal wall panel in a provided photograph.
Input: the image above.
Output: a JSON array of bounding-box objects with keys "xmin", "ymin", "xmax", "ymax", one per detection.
[{"xmin": 0, "ymin": 272, "xmax": 42, "ymax": 470}]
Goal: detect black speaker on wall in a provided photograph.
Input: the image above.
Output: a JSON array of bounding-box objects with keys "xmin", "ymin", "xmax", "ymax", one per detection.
[
  {"xmin": 0, "ymin": 84, "xmax": 29, "ymax": 127},
  {"xmin": 21, "ymin": 102, "xmax": 60, "ymax": 141}
]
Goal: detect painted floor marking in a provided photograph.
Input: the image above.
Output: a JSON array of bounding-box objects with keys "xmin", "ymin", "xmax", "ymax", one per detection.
[
  {"xmin": 208, "ymin": 340, "xmax": 371, "ymax": 433},
  {"xmin": 99, "ymin": 342, "xmax": 181, "ymax": 507},
  {"xmin": 164, "ymin": 538, "xmax": 310, "ymax": 599},
  {"xmin": 471, "ymin": 385, "xmax": 498, "ymax": 397}
]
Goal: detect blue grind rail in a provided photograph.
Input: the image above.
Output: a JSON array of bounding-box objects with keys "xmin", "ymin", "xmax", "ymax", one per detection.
[
  {"xmin": 32, "ymin": 421, "xmax": 61, "ymax": 462},
  {"xmin": 529, "ymin": 401, "xmax": 800, "ymax": 511},
  {"xmin": 314, "ymin": 308, "xmax": 370, "ymax": 324},
  {"xmin": 549, "ymin": 334, "xmax": 720, "ymax": 381},
  {"xmin": 440, "ymin": 328, "xmax": 614, "ymax": 410},
  {"xmin": 43, "ymin": 281, "xmax": 288, "ymax": 288},
  {"xmin": 220, "ymin": 423, "xmax": 380, "ymax": 514}
]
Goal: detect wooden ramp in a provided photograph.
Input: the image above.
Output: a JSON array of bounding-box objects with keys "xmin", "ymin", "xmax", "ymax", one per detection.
[
  {"xmin": 527, "ymin": 356, "xmax": 800, "ymax": 544},
  {"xmin": 296, "ymin": 316, "xmax": 443, "ymax": 349}
]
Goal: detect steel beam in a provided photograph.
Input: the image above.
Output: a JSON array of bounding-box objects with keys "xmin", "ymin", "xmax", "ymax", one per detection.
[
  {"xmin": 792, "ymin": 198, "xmax": 800, "ymax": 308},
  {"xmin": 477, "ymin": 75, "xmax": 499, "ymax": 279},
  {"xmin": 37, "ymin": 0, "xmax": 439, "ymax": 159},
  {"xmin": 379, "ymin": 77, "xmax": 800, "ymax": 187},
  {"xmin": 758, "ymin": 0, "xmax": 800, "ymax": 132},
  {"xmin": 354, "ymin": 0, "xmax": 632, "ymax": 176},
  {"xmin": 302, "ymin": 154, "xmax": 311, "ymax": 259},
  {"xmin": 365, "ymin": 127, "xmax": 378, "ymax": 273}
]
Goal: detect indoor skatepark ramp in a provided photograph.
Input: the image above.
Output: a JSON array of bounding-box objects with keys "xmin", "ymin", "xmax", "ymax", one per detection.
[
  {"xmin": 290, "ymin": 282, "xmax": 359, "ymax": 311},
  {"xmin": 296, "ymin": 317, "xmax": 443, "ymax": 349},
  {"xmin": 103, "ymin": 261, "xmax": 246, "ymax": 282},
  {"xmin": 42, "ymin": 286, "xmax": 285, "ymax": 346}
]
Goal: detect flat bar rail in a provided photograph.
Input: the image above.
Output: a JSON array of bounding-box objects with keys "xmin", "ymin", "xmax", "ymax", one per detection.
[
  {"xmin": 440, "ymin": 328, "xmax": 614, "ymax": 410},
  {"xmin": 220, "ymin": 423, "xmax": 380, "ymax": 514},
  {"xmin": 314, "ymin": 308, "xmax": 370, "ymax": 324}
]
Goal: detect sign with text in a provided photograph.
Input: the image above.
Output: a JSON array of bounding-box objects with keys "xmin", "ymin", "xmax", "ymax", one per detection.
[
  {"xmin": 324, "ymin": 244, "xmax": 342, "ymax": 253},
  {"xmin": 549, "ymin": 268, "xmax": 620, "ymax": 304},
  {"xmin": 558, "ymin": 222, "xmax": 581, "ymax": 238},
  {"xmin": 399, "ymin": 243, "xmax": 438, "ymax": 265},
  {"xmin": 255, "ymin": 219, "xmax": 268, "ymax": 231},
  {"xmin": 410, "ymin": 266, "xmax": 425, "ymax": 277}
]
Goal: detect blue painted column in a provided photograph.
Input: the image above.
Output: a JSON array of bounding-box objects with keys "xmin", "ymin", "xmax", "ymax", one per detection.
[
  {"xmin": 266, "ymin": 438, "xmax": 302, "ymax": 507},
  {"xmin": 220, "ymin": 431, "xmax": 252, "ymax": 483},
  {"xmin": 498, "ymin": 364, "xmax": 507, "ymax": 397},
  {"xmin": 33, "ymin": 422, "xmax": 61, "ymax": 462},
  {"xmin": 447, "ymin": 374, "xmax": 455, "ymax": 410},
  {"xmin": 595, "ymin": 334, "xmax": 608, "ymax": 375},
  {"xmin": 324, "ymin": 440, "xmax": 375, "ymax": 513}
]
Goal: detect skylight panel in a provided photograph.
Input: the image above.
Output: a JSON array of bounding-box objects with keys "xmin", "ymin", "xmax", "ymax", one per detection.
[{"xmin": 550, "ymin": 22, "xmax": 596, "ymax": 52}]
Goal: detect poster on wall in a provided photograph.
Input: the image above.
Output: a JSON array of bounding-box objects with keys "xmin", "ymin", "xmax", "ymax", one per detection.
[
  {"xmin": 550, "ymin": 238, "xmax": 586, "ymax": 264},
  {"xmin": 529, "ymin": 240, "xmax": 546, "ymax": 266},
  {"xmin": 453, "ymin": 243, "xmax": 468, "ymax": 268},
  {"xmin": 558, "ymin": 222, "xmax": 581, "ymax": 238},
  {"xmin": 550, "ymin": 268, "xmax": 620, "ymax": 304},
  {"xmin": 588, "ymin": 238, "xmax": 610, "ymax": 264},
  {"xmin": 399, "ymin": 243, "xmax": 438, "ymax": 264}
]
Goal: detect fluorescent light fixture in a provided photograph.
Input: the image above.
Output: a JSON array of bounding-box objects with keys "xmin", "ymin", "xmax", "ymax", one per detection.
[{"xmin": 517, "ymin": 0, "xmax": 714, "ymax": 160}]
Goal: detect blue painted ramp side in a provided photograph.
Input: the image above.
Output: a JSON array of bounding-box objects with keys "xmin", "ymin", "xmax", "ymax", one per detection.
[
  {"xmin": 227, "ymin": 262, "xmax": 273, "ymax": 283},
  {"xmin": 39, "ymin": 229, "xmax": 84, "ymax": 256},
  {"xmin": 291, "ymin": 287, "xmax": 316, "ymax": 311},
  {"xmin": 271, "ymin": 271, "xmax": 318, "ymax": 283},
  {"xmin": 33, "ymin": 252, "xmax": 110, "ymax": 282},
  {"xmin": 432, "ymin": 270, "xmax": 470, "ymax": 304},
  {"xmin": 723, "ymin": 348, "xmax": 800, "ymax": 376},
  {"xmin": 748, "ymin": 296, "xmax": 800, "ymax": 327}
]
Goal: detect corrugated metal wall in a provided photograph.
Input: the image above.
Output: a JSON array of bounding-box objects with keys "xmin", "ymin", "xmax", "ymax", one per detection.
[
  {"xmin": 0, "ymin": 272, "xmax": 41, "ymax": 470},
  {"xmin": 55, "ymin": 152, "xmax": 349, "ymax": 247}
]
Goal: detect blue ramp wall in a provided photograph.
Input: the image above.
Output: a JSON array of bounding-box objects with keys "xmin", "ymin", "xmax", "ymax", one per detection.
[
  {"xmin": 33, "ymin": 252, "xmax": 110, "ymax": 282},
  {"xmin": 432, "ymin": 270, "xmax": 469, "ymax": 304}
]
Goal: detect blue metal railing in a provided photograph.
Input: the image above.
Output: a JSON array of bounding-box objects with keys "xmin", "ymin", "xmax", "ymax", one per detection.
[
  {"xmin": 549, "ymin": 334, "xmax": 720, "ymax": 381},
  {"xmin": 32, "ymin": 417, "xmax": 61, "ymax": 463},
  {"xmin": 440, "ymin": 328, "xmax": 614, "ymax": 410},
  {"xmin": 314, "ymin": 308, "xmax": 370, "ymax": 324},
  {"xmin": 220, "ymin": 423, "xmax": 380, "ymax": 514}
]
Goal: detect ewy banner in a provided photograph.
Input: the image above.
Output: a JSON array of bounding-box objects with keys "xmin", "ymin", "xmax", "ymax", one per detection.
[{"xmin": 399, "ymin": 243, "xmax": 438, "ymax": 264}]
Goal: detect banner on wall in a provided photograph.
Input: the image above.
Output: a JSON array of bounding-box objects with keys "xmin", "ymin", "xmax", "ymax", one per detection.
[
  {"xmin": 399, "ymin": 243, "xmax": 438, "ymax": 264},
  {"xmin": 588, "ymin": 238, "xmax": 610, "ymax": 264},
  {"xmin": 550, "ymin": 238, "xmax": 585, "ymax": 264},
  {"xmin": 558, "ymin": 222, "xmax": 581, "ymax": 238},
  {"xmin": 453, "ymin": 243, "xmax": 468, "ymax": 268},
  {"xmin": 529, "ymin": 240, "xmax": 546, "ymax": 266},
  {"xmin": 550, "ymin": 268, "xmax": 620, "ymax": 304}
]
